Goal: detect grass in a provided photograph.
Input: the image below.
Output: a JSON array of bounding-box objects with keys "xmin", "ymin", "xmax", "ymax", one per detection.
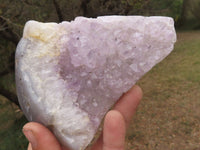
[
  {"xmin": 0, "ymin": 31, "xmax": 200, "ymax": 150},
  {"xmin": 126, "ymin": 31, "xmax": 200, "ymax": 150},
  {"xmin": 0, "ymin": 96, "xmax": 28, "ymax": 150}
]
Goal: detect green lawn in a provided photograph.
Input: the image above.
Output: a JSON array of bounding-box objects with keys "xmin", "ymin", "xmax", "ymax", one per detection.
[
  {"xmin": 127, "ymin": 31, "xmax": 200, "ymax": 150},
  {"xmin": 0, "ymin": 31, "xmax": 200, "ymax": 150}
]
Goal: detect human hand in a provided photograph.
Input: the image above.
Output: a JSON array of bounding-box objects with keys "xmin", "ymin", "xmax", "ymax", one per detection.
[{"xmin": 22, "ymin": 85, "xmax": 142, "ymax": 150}]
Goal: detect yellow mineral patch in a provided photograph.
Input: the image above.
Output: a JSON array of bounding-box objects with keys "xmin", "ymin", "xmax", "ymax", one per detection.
[
  {"xmin": 83, "ymin": 116, "xmax": 90, "ymax": 123},
  {"xmin": 37, "ymin": 50, "xmax": 60, "ymax": 58},
  {"xmin": 23, "ymin": 20, "xmax": 58, "ymax": 42},
  {"xmin": 23, "ymin": 21, "xmax": 63, "ymax": 58}
]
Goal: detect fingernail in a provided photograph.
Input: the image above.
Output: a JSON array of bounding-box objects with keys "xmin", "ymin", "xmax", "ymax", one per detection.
[{"xmin": 23, "ymin": 129, "xmax": 37, "ymax": 149}]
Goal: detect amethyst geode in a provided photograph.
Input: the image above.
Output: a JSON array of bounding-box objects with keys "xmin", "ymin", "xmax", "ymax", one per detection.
[{"xmin": 16, "ymin": 16, "xmax": 176, "ymax": 150}]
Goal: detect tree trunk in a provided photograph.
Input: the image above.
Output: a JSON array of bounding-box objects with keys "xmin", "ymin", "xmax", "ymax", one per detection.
[
  {"xmin": 177, "ymin": 0, "xmax": 188, "ymax": 27},
  {"xmin": 52, "ymin": 0, "xmax": 64, "ymax": 22},
  {"xmin": 0, "ymin": 87, "xmax": 19, "ymax": 106}
]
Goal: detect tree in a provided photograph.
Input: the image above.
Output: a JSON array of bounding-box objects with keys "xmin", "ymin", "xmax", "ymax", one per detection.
[
  {"xmin": 189, "ymin": 0, "xmax": 200, "ymax": 28},
  {"xmin": 176, "ymin": 0, "xmax": 189, "ymax": 27}
]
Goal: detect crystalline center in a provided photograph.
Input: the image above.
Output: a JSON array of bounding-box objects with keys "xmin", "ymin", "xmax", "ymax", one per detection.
[{"xmin": 58, "ymin": 17, "xmax": 175, "ymax": 128}]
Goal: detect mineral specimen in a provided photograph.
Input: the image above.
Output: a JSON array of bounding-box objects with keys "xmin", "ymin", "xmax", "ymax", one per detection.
[{"xmin": 15, "ymin": 16, "xmax": 176, "ymax": 150}]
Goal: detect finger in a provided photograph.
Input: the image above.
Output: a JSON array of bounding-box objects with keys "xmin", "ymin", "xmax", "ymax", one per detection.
[
  {"xmin": 23, "ymin": 122, "xmax": 63, "ymax": 150},
  {"xmin": 28, "ymin": 143, "xmax": 32, "ymax": 150},
  {"xmin": 114, "ymin": 85, "xmax": 142, "ymax": 127},
  {"xmin": 103, "ymin": 110, "xmax": 126, "ymax": 150},
  {"xmin": 91, "ymin": 85, "xmax": 142, "ymax": 149}
]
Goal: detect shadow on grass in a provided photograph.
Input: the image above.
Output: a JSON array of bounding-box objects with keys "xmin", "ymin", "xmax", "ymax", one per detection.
[
  {"xmin": 0, "ymin": 98, "xmax": 28, "ymax": 150},
  {"xmin": 0, "ymin": 115, "xmax": 28, "ymax": 150}
]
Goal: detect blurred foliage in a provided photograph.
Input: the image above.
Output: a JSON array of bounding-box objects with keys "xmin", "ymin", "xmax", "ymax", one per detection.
[
  {"xmin": 189, "ymin": 0, "xmax": 200, "ymax": 28},
  {"xmin": 190, "ymin": 0, "xmax": 200, "ymax": 20}
]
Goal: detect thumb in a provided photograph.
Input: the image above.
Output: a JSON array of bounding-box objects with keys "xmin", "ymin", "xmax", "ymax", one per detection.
[{"xmin": 23, "ymin": 122, "xmax": 62, "ymax": 150}]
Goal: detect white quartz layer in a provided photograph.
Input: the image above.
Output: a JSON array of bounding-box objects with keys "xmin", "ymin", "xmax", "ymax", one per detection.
[{"xmin": 16, "ymin": 16, "xmax": 176, "ymax": 150}]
